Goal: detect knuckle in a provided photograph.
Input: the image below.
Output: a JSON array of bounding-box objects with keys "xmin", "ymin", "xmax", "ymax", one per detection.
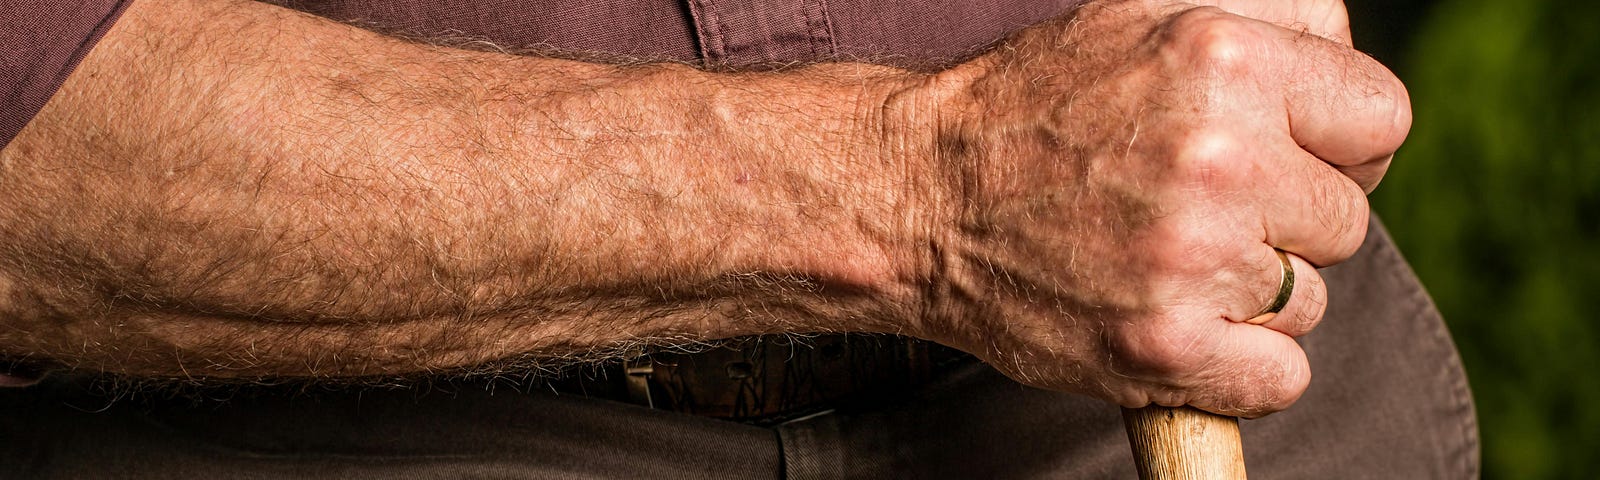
[
  {"xmin": 1285, "ymin": 311, "xmax": 1324, "ymax": 337},
  {"xmin": 1348, "ymin": 63, "xmax": 1413, "ymax": 157},
  {"xmin": 1340, "ymin": 203, "xmax": 1371, "ymax": 257},
  {"xmin": 1382, "ymin": 78, "xmax": 1415, "ymax": 151},
  {"xmin": 1282, "ymin": 299, "xmax": 1326, "ymax": 338},
  {"xmin": 1171, "ymin": 128, "xmax": 1249, "ymax": 188},
  {"xmin": 1163, "ymin": 8, "xmax": 1261, "ymax": 74},
  {"xmin": 1292, "ymin": 272, "xmax": 1330, "ymax": 334},
  {"xmin": 1316, "ymin": 182, "xmax": 1369, "ymax": 262},
  {"xmin": 1353, "ymin": 75, "xmax": 1414, "ymax": 156}
]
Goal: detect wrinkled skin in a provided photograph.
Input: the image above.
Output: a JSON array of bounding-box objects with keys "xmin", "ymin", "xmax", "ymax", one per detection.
[
  {"xmin": 0, "ymin": 0, "xmax": 1409, "ymax": 421},
  {"xmin": 906, "ymin": 0, "xmax": 1409, "ymax": 417}
]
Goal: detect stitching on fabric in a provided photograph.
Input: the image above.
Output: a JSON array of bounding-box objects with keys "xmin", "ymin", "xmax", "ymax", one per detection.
[
  {"xmin": 801, "ymin": 0, "xmax": 838, "ymax": 58},
  {"xmin": 686, "ymin": 0, "xmax": 729, "ymax": 63}
]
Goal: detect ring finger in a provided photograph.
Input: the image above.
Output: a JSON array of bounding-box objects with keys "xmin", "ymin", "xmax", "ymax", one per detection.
[{"xmin": 1241, "ymin": 249, "xmax": 1327, "ymax": 337}]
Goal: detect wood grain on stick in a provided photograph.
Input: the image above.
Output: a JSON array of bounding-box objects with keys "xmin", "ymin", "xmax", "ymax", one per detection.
[{"xmin": 1123, "ymin": 405, "xmax": 1247, "ymax": 480}]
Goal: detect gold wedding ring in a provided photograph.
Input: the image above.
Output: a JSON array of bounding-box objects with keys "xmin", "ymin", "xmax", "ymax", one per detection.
[{"xmin": 1247, "ymin": 249, "xmax": 1295, "ymax": 325}]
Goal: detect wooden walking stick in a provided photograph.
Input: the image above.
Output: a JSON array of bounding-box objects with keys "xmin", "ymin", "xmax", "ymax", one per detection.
[{"xmin": 1122, "ymin": 406, "xmax": 1247, "ymax": 479}]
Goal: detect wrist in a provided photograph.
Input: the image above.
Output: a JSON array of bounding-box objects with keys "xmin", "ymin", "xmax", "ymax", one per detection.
[
  {"xmin": 690, "ymin": 63, "xmax": 954, "ymax": 338},
  {"xmin": 870, "ymin": 62, "xmax": 989, "ymax": 341}
]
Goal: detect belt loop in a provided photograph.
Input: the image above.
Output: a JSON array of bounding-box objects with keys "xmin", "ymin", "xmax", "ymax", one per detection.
[{"xmin": 624, "ymin": 357, "xmax": 656, "ymax": 409}]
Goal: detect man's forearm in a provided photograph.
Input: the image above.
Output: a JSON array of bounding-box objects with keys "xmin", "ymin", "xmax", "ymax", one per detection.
[{"xmin": 0, "ymin": 0, "xmax": 942, "ymax": 377}]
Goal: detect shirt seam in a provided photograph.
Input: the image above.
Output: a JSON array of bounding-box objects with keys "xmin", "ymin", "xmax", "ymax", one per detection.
[
  {"xmin": 800, "ymin": 0, "xmax": 837, "ymax": 59},
  {"xmin": 685, "ymin": 0, "xmax": 728, "ymax": 64}
]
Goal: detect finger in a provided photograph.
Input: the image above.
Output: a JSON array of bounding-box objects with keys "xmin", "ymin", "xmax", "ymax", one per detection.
[
  {"xmin": 1256, "ymin": 143, "xmax": 1371, "ymax": 266},
  {"xmin": 1240, "ymin": 250, "xmax": 1327, "ymax": 337},
  {"xmin": 1164, "ymin": 8, "xmax": 1406, "ymax": 191},
  {"xmin": 1187, "ymin": 322, "xmax": 1312, "ymax": 417},
  {"xmin": 1176, "ymin": 123, "xmax": 1367, "ymax": 267},
  {"xmin": 1263, "ymin": 18, "xmax": 1412, "ymax": 190}
]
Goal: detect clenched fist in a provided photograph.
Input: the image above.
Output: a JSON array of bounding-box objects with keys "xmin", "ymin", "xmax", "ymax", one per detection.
[{"xmin": 893, "ymin": 0, "xmax": 1410, "ymax": 417}]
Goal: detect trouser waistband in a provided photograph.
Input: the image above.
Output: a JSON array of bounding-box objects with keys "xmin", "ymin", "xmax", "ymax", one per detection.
[{"xmin": 546, "ymin": 334, "xmax": 974, "ymax": 425}]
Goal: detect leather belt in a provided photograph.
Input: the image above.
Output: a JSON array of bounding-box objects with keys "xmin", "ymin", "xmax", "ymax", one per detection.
[{"xmin": 546, "ymin": 334, "xmax": 974, "ymax": 425}]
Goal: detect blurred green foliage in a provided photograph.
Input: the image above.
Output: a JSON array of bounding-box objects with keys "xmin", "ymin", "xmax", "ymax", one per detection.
[{"xmin": 1369, "ymin": 0, "xmax": 1600, "ymax": 477}]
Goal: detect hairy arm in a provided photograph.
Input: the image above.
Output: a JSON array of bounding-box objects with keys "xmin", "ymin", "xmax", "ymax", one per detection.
[
  {"xmin": 0, "ymin": 0, "xmax": 941, "ymax": 378},
  {"xmin": 1, "ymin": 0, "xmax": 1412, "ymax": 416}
]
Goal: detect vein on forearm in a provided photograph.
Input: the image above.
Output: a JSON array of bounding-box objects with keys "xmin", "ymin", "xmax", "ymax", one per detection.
[{"xmin": 0, "ymin": 0, "xmax": 933, "ymax": 377}]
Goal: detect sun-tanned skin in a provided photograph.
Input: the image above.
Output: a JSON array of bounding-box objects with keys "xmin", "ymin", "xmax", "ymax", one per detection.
[{"xmin": 0, "ymin": 0, "xmax": 1407, "ymax": 417}]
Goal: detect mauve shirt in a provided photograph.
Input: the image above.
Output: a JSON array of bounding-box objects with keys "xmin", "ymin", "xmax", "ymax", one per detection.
[{"xmin": 0, "ymin": 0, "xmax": 1084, "ymax": 149}]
